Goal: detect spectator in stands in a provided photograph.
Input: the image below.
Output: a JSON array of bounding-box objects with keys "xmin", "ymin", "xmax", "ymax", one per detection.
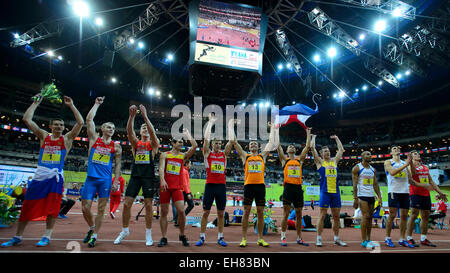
[{"xmin": 59, "ymin": 192, "xmax": 76, "ymax": 219}]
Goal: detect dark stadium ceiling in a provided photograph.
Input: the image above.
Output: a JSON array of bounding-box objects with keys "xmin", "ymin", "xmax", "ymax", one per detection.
[{"xmin": 0, "ymin": 0, "xmax": 449, "ymax": 122}]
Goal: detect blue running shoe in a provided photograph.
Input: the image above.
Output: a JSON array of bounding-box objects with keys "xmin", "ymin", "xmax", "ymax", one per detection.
[
  {"xmin": 58, "ymin": 214, "xmax": 68, "ymax": 219},
  {"xmin": 36, "ymin": 237, "xmax": 50, "ymax": 247},
  {"xmin": 195, "ymin": 238, "xmax": 205, "ymax": 246},
  {"xmin": 385, "ymin": 238, "xmax": 395, "ymax": 248},
  {"xmin": 218, "ymin": 238, "xmax": 228, "ymax": 247},
  {"xmin": 399, "ymin": 240, "xmax": 414, "ymax": 248},
  {"xmin": 1, "ymin": 237, "xmax": 22, "ymax": 247},
  {"xmin": 297, "ymin": 239, "xmax": 309, "ymax": 246},
  {"xmin": 361, "ymin": 240, "xmax": 368, "ymax": 248}
]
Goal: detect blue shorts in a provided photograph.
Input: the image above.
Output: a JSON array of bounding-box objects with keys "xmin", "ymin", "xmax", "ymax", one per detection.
[
  {"xmin": 81, "ymin": 177, "xmax": 111, "ymax": 200},
  {"xmin": 319, "ymin": 192, "xmax": 341, "ymax": 208}
]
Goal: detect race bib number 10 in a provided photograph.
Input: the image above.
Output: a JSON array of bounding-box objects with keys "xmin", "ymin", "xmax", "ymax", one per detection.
[{"xmin": 211, "ymin": 161, "xmax": 225, "ymax": 173}]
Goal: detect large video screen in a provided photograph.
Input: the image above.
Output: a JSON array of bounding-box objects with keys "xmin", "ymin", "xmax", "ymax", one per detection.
[
  {"xmin": 189, "ymin": 0, "xmax": 267, "ymax": 75},
  {"xmin": 197, "ymin": 0, "xmax": 262, "ymax": 50}
]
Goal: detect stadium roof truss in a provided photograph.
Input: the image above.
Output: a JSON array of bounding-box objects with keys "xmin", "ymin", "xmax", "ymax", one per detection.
[
  {"xmin": 338, "ymin": 0, "xmax": 416, "ymax": 20},
  {"xmin": 364, "ymin": 56, "xmax": 399, "ymax": 88},
  {"xmin": 383, "ymin": 42, "xmax": 427, "ymax": 77},
  {"xmin": 10, "ymin": 21, "xmax": 64, "ymax": 48},
  {"xmin": 307, "ymin": 6, "xmax": 362, "ymax": 56}
]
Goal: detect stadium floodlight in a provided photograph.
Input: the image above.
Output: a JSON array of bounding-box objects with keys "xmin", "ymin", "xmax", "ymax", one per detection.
[
  {"xmin": 333, "ymin": 93, "xmax": 337, "ymax": 98},
  {"xmin": 378, "ymin": 80, "xmax": 383, "ymax": 86},
  {"xmin": 259, "ymin": 102, "xmax": 264, "ymax": 108},
  {"xmin": 138, "ymin": 41, "xmax": 144, "ymax": 49},
  {"xmin": 265, "ymin": 101, "xmax": 270, "ymax": 107},
  {"xmin": 292, "ymin": 101, "xmax": 296, "ymax": 104},
  {"xmin": 148, "ymin": 88, "xmax": 155, "ymax": 95},
  {"xmin": 405, "ymin": 70, "xmax": 411, "ymax": 76},
  {"xmin": 374, "ymin": 19, "xmax": 387, "ymax": 33},
  {"xmin": 129, "ymin": 38, "xmax": 135, "ymax": 44},
  {"xmin": 253, "ymin": 103, "xmax": 257, "ymax": 107},
  {"xmin": 313, "ymin": 54, "xmax": 321, "ymax": 62},
  {"xmin": 72, "ymin": 1, "xmax": 90, "ymax": 17},
  {"xmin": 95, "ymin": 17, "xmax": 104, "ymax": 26},
  {"xmin": 155, "ymin": 90, "xmax": 161, "ymax": 96},
  {"xmin": 277, "ymin": 63, "xmax": 283, "ymax": 70},
  {"xmin": 58, "ymin": 55, "xmax": 63, "ymax": 61},
  {"xmin": 327, "ymin": 47, "xmax": 337, "ymax": 58},
  {"xmin": 168, "ymin": 94, "xmax": 173, "ymax": 99},
  {"xmin": 338, "ymin": 91, "xmax": 346, "ymax": 98},
  {"xmin": 13, "ymin": 33, "xmax": 20, "ymax": 39},
  {"xmin": 167, "ymin": 53, "xmax": 173, "ymax": 61},
  {"xmin": 286, "ymin": 63, "xmax": 292, "ymax": 69},
  {"xmin": 359, "ymin": 33, "xmax": 366, "ymax": 40},
  {"xmin": 111, "ymin": 77, "xmax": 117, "ymax": 83},
  {"xmin": 362, "ymin": 85, "xmax": 368, "ymax": 91},
  {"xmin": 47, "ymin": 50, "xmax": 54, "ymax": 57},
  {"xmin": 355, "ymin": 88, "xmax": 359, "ymax": 92},
  {"xmin": 241, "ymin": 102, "xmax": 246, "ymax": 107},
  {"xmin": 396, "ymin": 73, "xmax": 402, "ymax": 79}
]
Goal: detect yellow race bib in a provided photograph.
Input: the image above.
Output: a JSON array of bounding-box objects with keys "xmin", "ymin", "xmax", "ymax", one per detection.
[
  {"xmin": 419, "ymin": 176, "xmax": 429, "ymax": 184},
  {"xmin": 166, "ymin": 160, "xmax": 181, "ymax": 175},
  {"xmin": 92, "ymin": 152, "xmax": 111, "ymax": 165},
  {"xmin": 248, "ymin": 161, "xmax": 262, "ymax": 173},
  {"xmin": 287, "ymin": 166, "xmax": 300, "ymax": 178},
  {"xmin": 363, "ymin": 178, "xmax": 374, "ymax": 185},
  {"xmin": 41, "ymin": 152, "xmax": 61, "ymax": 164},
  {"xmin": 135, "ymin": 150, "xmax": 150, "ymax": 164},
  {"xmin": 394, "ymin": 171, "xmax": 406, "ymax": 178},
  {"xmin": 211, "ymin": 161, "xmax": 225, "ymax": 174}
]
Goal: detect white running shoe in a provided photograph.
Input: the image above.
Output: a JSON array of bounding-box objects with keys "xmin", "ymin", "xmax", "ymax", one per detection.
[
  {"xmin": 316, "ymin": 237, "xmax": 323, "ymax": 247},
  {"xmin": 146, "ymin": 233, "xmax": 153, "ymax": 246},
  {"xmin": 369, "ymin": 241, "xmax": 380, "ymax": 247},
  {"xmin": 366, "ymin": 241, "xmax": 376, "ymax": 249},
  {"xmin": 334, "ymin": 239, "xmax": 347, "ymax": 247},
  {"xmin": 114, "ymin": 231, "xmax": 130, "ymax": 245}
]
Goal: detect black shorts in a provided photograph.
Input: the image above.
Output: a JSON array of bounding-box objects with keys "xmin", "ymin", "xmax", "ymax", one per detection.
[
  {"xmin": 410, "ymin": 195, "xmax": 432, "ymax": 211},
  {"xmin": 243, "ymin": 184, "xmax": 266, "ymax": 207},
  {"xmin": 202, "ymin": 183, "xmax": 227, "ymax": 211},
  {"xmin": 359, "ymin": 196, "xmax": 376, "ymax": 205},
  {"xmin": 125, "ymin": 176, "xmax": 156, "ymax": 199},
  {"xmin": 388, "ymin": 193, "xmax": 410, "ymax": 209},
  {"xmin": 282, "ymin": 183, "xmax": 304, "ymax": 208}
]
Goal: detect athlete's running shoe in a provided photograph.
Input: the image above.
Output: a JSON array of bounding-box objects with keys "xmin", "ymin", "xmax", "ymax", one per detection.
[
  {"xmin": 316, "ymin": 237, "xmax": 323, "ymax": 247},
  {"xmin": 369, "ymin": 241, "xmax": 380, "ymax": 247},
  {"xmin": 361, "ymin": 240, "xmax": 368, "ymax": 248},
  {"xmin": 281, "ymin": 238, "xmax": 287, "ymax": 246},
  {"xmin": 297, "ymin": 239, "xmax": 309, "ymax": 246},
  {"xmin": 158, "ymin": 237, "xmax": 168, "ymax": 247},
  {"xmin": 334, "ymin": 239, "xmax": 347, "ymax": 247},
  {"xmin": 195, "ymin": 237, "xmax": 205, "ymax": 246},
  {"xmin": 218, "ymin": 238, "xmax": 228, "ymax": 247},
  {"xmin": 407, "ymin": 239, "xmax": 419, "ymax": 247},
  {"xmin": 1, "ymin": 237, "xmax": 22, "ymax": 247},
  {"xmin": 365, "ymin": 241, "xmax": 376, "ymax": 249},
  {"xmin": 239, "ymin": 238, "xmax": 247, "ymax": 247},
  {"xmin": 146, "ymin": 233, "xmax": 153, "ymax": 246},
  {"xmin": 420, "ymin": 239, "xmax": 436, "ymax": 247},
  {"xmin": 179, "ymin": 235, "xmax": 189, "ymax": 247},
  {"xmin": 257, "ymin": 239, "xmax": 269, "ymax": 247},
  {"xmin": 385, "ymin": 238, "xmax": 395, "ymax": 248},
  {"xmin": 83, "ymin": 230, "xmax": 93, "ymax": 243},
  {"xmin": 36, "ymin": 237, "xmax": 50, "ymax": 247},
  {"xmin": 114, "ymin": 230, "xmax": 130, "ymax": 245},
  {"xmin": 88, "ymin": 237, "xmax": 97, "ymax": 248},
  {"xmin": 399, "ymin": 240, "xmax": 414, "ymax": 248}
]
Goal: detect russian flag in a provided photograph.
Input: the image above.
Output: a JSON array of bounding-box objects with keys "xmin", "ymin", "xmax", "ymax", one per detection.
[{"xmin": 272, "ymin": 102, "xmax": 318, "ymax": 129}]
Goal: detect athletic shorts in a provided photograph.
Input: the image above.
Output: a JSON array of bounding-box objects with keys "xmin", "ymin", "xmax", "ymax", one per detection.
[
  {"xmin": 359, "ymin": 196, "xmax": 375, "ymax": 205},
  {"xmin": 125, "ymin": 176, "xmax": 156, "ymax": 199},
  {"xmin": 243, "ymin": 184, "xmax": 266, "ymax": 207},
  {"xmin": 410, "ymin": 195, "xmax": 432, "ymax": 211},
  {"xmin": 81, "ymin": 177, "xmax": 111, "ymax": 200},
  {"xmin": 282, "ymin": 183, "xmax": 304, "ymax": 208},
  {"xmin": 319, "ymin": 192, "xmax": 341, "ymax": 208},
  {"xmin": 159, "ymin": 188, "xmax": 184, "ymax": 204},
  {"xmin": 388, "ymin": 193, "xmax": 410, "ymax": 209},
  {"xmin": 202, "ymin": 183, "xmax": 227, "ymax": 211}
]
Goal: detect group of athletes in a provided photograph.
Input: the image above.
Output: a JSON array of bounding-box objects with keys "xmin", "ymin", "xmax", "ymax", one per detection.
[{"xmin": 1, "ymin": 95, "xmax": 448, "ymax": 250}]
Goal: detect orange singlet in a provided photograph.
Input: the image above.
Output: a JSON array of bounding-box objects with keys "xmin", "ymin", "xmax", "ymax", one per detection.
[
  {"xmin": 244, "ymin": 154, "xmax": 265, "ymax": 185},
  {"xmin": 283, "ymin": 158, "xmax": 302, "ymax": 186}
]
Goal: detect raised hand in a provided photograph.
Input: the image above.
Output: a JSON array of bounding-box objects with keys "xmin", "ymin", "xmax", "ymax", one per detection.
[
  {"xmin": 95, "ymin": 96, "xmax": 105, "ymax": 105},
  {"xmin": 139, "ymin": 104, "xmax": 147, "ymax": 117},
  {"xmin": 32, "ymin": 93, "xmax": 43, "ymax": 104},
  {"xmin": 63, "ymin": 96, "xmax": 74, "ymax": 107},
  {"xmin": 330, "ymin": 135, "xmax": 338, "ymax": 140},
  {"xmin": 129, "ymin": 105, "xmax": 138, "ymax": 116},
  {"xmin": 182, "ymin": 128, "xmax": 192, "ymax": 140}
]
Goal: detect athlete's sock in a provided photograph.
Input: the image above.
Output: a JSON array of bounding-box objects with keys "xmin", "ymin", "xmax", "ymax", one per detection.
[
  {"xmin": 281, "ymin": 232, "xmax": 286, "ymax": 239},
  {"xmin": 218, "ymin": 233, "xmax": 223, "ymax": 240},
  {"xmin": 407, "ymin": 236, "xmax": 413, "ymax": 241},
  {"xmin": 43, "ymin": 229, "xmax": 53, "ymax": 239},
  {"xmin": 334, "ymin": 236, "xmax": 339, "ymax": 241},
  {"xmin": 14, "ymin": 235, "xmax": 23, "ymax": 240},
  {"xmin": 89, "ymin": 225, "xmax": 95, "ymax": 231},
  {"xmin": 91, "ymin": 233, "xmax": 98, "ymax": 239},
  {"xmin": 123, "ymin": 227, "xmax": 130, "ymax": 233},
  {"xmin": 420, "ymin": 234, "xmax": 427, "ymax": 241},
  {"xmin": 200, "ymin": 233, "xmax": 205, "ymax": 240},
  {"xmin": 146, "ymin": 229, "xmax": 152, "ymax": 237},
  {"xmin": 317, "ymin": 235, "xmax": 322, "ymax": 240}
]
